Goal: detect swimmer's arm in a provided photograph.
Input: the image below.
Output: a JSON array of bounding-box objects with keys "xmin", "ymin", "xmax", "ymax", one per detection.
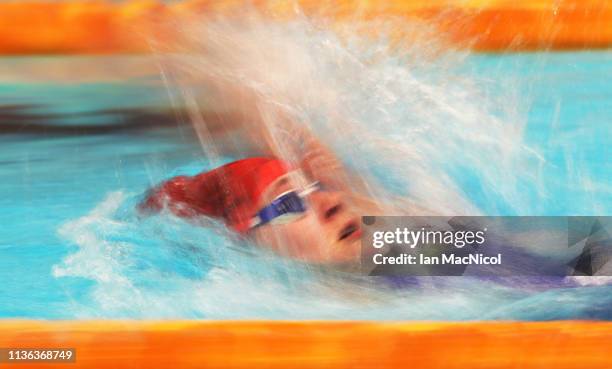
[
  {"xmin": 189, "ymin": 72, "xmax": 367, "ymax": 193},
  {"xmin": 192, "ymin": 90, "xmax": 354, "ymax": 190},
  {"xmin": 238, "ymin": 115, "xmax": 354, "ymax": 192}
]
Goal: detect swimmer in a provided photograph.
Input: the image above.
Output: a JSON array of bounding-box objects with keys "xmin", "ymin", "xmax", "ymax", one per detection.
[
  {"xmin": 139, "ymin": 78, "xmax": 420, "ymax": 265},
  {"xmin": 140, "ymin": 155, "xmax": 373, "ymax": 264}
]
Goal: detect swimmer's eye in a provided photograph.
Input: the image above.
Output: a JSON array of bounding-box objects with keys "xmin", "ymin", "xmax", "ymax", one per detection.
[{"xmin": 250, "ymin": 181, "xmax": 321, "ymax": 229}]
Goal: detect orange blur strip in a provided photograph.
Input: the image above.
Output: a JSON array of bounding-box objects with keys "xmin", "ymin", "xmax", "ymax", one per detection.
[
  {"xmin": 0, "ymin": 0, "xmax": 611, "ymax": 55},
  {"xmin": 0, "ymin": 320, "xmax": 611, "ymax": 368}
]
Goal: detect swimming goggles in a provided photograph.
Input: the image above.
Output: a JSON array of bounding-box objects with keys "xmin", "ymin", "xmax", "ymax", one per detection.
[{"xmin": 249, "ymin": 181, "xmax": 320, "ymax": 228}]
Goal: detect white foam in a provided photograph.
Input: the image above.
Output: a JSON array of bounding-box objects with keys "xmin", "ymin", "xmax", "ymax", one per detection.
[{"xmin": 162, "ymin": 12, "xmax": 541, "ymax": 216}]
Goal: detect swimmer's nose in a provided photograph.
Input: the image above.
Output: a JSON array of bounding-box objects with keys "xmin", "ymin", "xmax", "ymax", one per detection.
[{"xmin": 309, "ymin": 191, "xmax": 343, "ymax": 222}]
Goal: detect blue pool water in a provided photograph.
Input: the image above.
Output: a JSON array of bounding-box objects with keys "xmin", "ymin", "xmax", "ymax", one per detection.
[{"xmin": 0, "ymin": 50, "xmax": 610, "ymax": 320}]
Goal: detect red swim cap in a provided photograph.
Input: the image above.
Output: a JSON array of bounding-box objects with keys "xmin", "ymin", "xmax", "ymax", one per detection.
[{"xmin": 140, "ymin": 157, "xmax": 290, "ymax": 233}]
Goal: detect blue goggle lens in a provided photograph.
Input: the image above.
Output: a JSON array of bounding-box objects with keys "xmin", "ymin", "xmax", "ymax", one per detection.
[{"xmin": 252, "ymin": 182, "xmax": 320, "ymax": 227}]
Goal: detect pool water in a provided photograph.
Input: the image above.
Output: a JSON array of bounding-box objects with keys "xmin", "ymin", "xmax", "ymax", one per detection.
[{"xmin": 0, "ymin": 50, "xmax": 610, "ymax": 320}]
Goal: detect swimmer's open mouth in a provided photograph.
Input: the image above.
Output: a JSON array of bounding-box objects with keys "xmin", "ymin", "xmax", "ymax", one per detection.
[{"xmin": 338, "ymin": 221, "xmax": 361, "ymax": 242}]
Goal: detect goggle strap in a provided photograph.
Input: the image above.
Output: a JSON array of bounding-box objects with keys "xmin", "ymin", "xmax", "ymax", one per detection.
[
  {"xmin": 299, "ymin": 181, "xmax": 320, "ymax": 197},
  {"xmin": 250, "ymin": 215, "xmax": 262, "ymax": 228}
]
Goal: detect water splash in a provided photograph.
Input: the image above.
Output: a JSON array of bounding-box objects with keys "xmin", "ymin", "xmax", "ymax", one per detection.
[
  {"xmin": 51, "ymin": 13, "xmax": 612, "ymax": 320},
  {"xmin": 53, "ymin": 191, "xmax": 525, "ymax": 319},
  {"xmin": 162, "ymin": 12, "xmax": 542, "ymax": 216}
]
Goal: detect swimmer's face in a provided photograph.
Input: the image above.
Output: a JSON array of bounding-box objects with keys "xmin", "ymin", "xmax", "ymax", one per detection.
[{"xmin": 250, "ymin": 173, "xmax": 362, "ymax": 264}]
